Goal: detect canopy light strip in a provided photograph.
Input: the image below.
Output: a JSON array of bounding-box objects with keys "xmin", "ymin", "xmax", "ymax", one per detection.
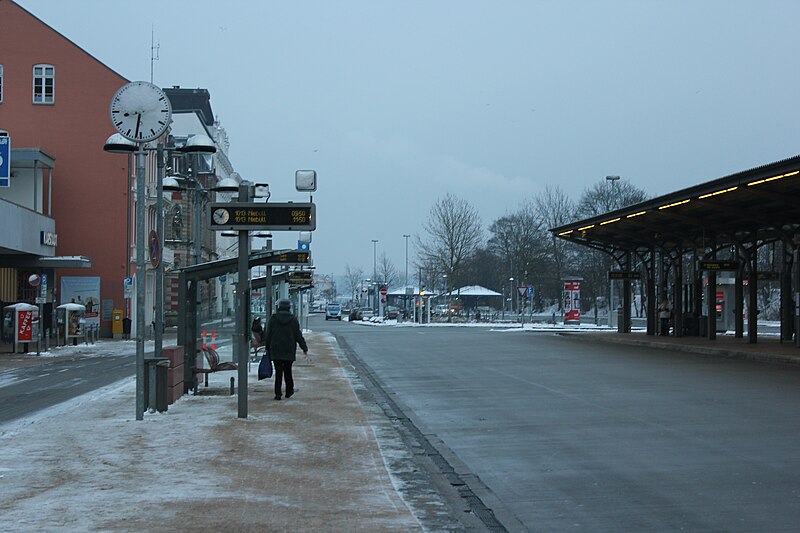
[
  {"xmin": 747, "ymin": 170, "xmax": 799, "ymax": 187},
  {"xmin": 658, "ymin": 199, "xmax": 690, "ymax": 210},
  {"xmin": 578, "ymin": 224, "xmax": 595, "ymax": 231},
  {"xmin": 698, "ymin": 186, "xmax": 738, "ymax": 199},
  {"xmin": 626, "ymin": 211, "xmax": 647, "ymax": 218},
  {"xmin": 558, "ymin": 230, "xmax": 574, "ymax": 236},
  {"xmin": 600, "ymin": 217, "xmax": 622, "ymax": 225}
]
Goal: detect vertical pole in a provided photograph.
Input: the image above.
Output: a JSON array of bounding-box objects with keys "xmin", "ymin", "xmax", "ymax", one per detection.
[
  {"xmin": 135, "ymin": 145, "xmax": 146, "ymax": 420},
  {"xmin": 748, "ymin": 238, "xmax": 758, "ymax": 343},
  {"xmin": 194, "ymin": 167, "xmax": 202, "ymax": 324},
  {"xmin": 674, "ymin": 253, "xmax": 683, "ymax": 338},
  {"xmin": 237, "ymin": 182, "xmax": 250, "ymax": 418},
  {"xmin": 794, "ymin": 246, "xmax": 800, "ymax": 347},
  {"xmin": 155, "ymin": 144, "xmax": 164, "ymax": 357}
]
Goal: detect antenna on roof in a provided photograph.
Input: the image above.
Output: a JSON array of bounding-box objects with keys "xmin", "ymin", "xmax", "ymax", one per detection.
[{"xmin": 150, "ymin": 25, "xmax": 160, "ymax": 84}]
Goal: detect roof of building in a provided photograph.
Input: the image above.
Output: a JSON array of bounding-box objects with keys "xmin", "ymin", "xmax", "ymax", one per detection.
[{"xmin": 163, "ymin": 87, "xmax": 215, "ymax": 126}]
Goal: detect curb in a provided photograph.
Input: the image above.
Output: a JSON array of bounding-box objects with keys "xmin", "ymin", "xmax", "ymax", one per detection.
[{"xmin": 559, "ymin": 332, "xmax": 800, "ymax": 366}]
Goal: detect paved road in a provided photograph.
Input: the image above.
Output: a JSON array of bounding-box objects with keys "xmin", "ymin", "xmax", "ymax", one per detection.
[
  {"xmin": 0, "ymin": 354, "xmax": 135, "ymax": 425},
  {"xmin": 318, "ymin": 316, "xmax": 800, "ymax": 532}
]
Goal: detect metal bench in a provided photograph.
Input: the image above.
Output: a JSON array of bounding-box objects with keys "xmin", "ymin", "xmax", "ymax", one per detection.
[{"xmin": 192, "ymin": 347, "xmax": 237, "ymax": 392}]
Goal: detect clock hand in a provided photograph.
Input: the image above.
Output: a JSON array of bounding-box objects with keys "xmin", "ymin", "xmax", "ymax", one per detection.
[{"xmin": 134, "ymin": 113, "xmax": 142, "ymax": 140}]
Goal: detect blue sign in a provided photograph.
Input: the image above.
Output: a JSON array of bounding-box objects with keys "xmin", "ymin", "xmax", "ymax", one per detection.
[
  {"xmin": 0, "ymin": 135, "xmax": 10, "ymax": 187},
  {"xmin": 527, "ymin": 286, "xmax": 534, "ymax": 298},
  {"xmin": 219, "ymin": 275, "xmax": 227, "ymax": 283},
  {"xmin": 298, "ymin": 241, "xmax": 310, "ymax": 251}
]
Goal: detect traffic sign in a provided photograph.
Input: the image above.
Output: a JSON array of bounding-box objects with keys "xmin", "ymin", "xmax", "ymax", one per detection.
[
  {"xmin": 380, "ymin": 286, "xmax": 388, "ymax": 296},
  {"xmin": 517, "ymin": 287, "xmax": 527, "ymax": 298},
  {"xmin": 148, "ymin": 230, "xmax": 161, "ymax": 268},
  {"xmin": 209, "ymin": 202, "xmax": 315, "ymax": 231}
]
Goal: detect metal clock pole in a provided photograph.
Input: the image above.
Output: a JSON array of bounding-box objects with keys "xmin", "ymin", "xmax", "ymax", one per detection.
[{"xmin": 135, "ymin": 143, "xmax": 146, "ymax": 420}]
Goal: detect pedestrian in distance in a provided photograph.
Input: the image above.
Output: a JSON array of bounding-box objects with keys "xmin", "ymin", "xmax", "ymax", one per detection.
[
  {"xmin": 658, "ymin": 294, "xmax": 672, "ymax": 336},
  {"xmin": 264, "ymin": 299, "xmax": 308, "ymax": 400}
]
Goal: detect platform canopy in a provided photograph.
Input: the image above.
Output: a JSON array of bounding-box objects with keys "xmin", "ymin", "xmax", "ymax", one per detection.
[{"xmin": 550, "ymin": 155, "xmax": 800, "ymax": 254}]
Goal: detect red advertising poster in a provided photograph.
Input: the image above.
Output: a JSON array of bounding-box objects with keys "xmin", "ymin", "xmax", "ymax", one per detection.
[
  {"xmin": 563, "ymin": 280, "xmax": 581, "ymax": 324},
  {"xmin": 17, "ymin": 310, "xmax": 33, "ymax": 342}
]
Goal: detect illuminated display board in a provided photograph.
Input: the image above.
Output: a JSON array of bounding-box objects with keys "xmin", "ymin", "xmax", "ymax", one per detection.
[
  {"xmin": 699, "ymin": 260, "xmax": 739, "ymax": 271},
  {"xmin": 209, "ymin": 202, "xmax": 315, "ymax": 231}
]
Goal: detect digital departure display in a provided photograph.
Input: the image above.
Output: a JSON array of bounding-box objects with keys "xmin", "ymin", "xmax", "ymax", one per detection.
[{"xmin": 209, "ymin": 202, "xmax": 315, "ymax": 231}]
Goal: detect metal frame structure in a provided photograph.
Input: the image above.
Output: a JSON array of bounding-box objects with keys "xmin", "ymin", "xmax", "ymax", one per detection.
[{"xmin": 551, "ymin": 155, "xmax": 800, "ymax": 345}]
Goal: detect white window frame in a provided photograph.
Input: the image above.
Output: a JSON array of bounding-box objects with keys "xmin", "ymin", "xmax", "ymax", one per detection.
[
  {"xmin": 32, "ymin": 63, "xmax": 55, "ymax": 104},
  {"xmin": 0, "ymin": 64, "xmax": 4, "ymax": 103}
]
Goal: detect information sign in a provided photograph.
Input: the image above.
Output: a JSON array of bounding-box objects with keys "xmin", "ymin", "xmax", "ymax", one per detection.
[
  {"xmin": 209, "ymin": 202, "xmax": 315, "ymax": 231},
  {"xmin": 0, "ymin": 134, "xmax": 10, "ymax": 187},
  {"xmin": 699, "ymin": 260, "xmax": 739, "ymax": 271},
  {"xmin": 266, "ymin": 251, "xmax": 311, "ymax": 265},
  {"xmin": 608, "ymin": 271, "xmax": 641, "ymax": 280}
]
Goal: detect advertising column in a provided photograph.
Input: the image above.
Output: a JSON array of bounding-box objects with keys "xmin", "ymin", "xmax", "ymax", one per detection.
[{"xmin": 563, "ymin": 277, "xmax": 583, "ymax": 324}]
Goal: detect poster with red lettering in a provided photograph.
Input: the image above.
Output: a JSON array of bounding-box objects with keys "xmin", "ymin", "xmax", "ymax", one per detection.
[{"xmin": 17, "ymin": 310, "xmax": 33, "ymax": 342}]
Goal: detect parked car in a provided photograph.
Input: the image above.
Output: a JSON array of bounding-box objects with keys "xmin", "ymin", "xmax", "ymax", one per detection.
[
  {"xmin": 385, "ymin": 306, "xmax": 400, "ymax": 319},
  {"xmin": 360, "ymin": 307, "xmax": 375, "ymax": 320},
  {"xmin": 348, "ymin": 308, "xmax": 362, "ymax": 321},
  {"xmin": 325, "ymin": 303, "xmax": 342, "ymax": 321}
]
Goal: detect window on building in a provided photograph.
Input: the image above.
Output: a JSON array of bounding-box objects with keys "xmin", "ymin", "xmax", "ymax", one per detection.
[
  {"xmin": 0, "ymin": 64, "xmax": 4, "ymax": 103},
  {"xmin": 32, "ymin": 64, "xmax": 55, "ymax": 104}
]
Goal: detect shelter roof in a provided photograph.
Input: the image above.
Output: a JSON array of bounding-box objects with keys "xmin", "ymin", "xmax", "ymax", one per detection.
[
  {"xmin": 550, "ymin": 155, "xmax": 800, "ymax": 254},
  {"xmin": 453, "ymin": 285, "xmax": 502, "ymax": 296}
]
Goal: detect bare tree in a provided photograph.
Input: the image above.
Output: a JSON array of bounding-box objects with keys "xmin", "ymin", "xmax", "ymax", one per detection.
[
  {"xmin": 344, "ymin": 264, "xmax": 364, "ymax": 303},
  {"xmin": 416, "ymin": 194, "xmax": 483, "ymax": 289},
  {"xmin": 534, "ymin": 185, "xmax": 576, "ymax": 309},
  {"xmin": 377, "ymin": 252, "xmax": 398, "ymax": 289},
  {"xmin": 577, "ymin": 178, "xmax": 648, "ymax": 218}
]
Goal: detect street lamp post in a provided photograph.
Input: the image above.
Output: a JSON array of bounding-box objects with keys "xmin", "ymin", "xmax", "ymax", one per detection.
[
  {"xmin": 509, "ymin": 277, "xmax": 515, "ymax": 315},
  {"xmin": 372, "ymin": 239, "xmax": 378, "ymax": 311}
]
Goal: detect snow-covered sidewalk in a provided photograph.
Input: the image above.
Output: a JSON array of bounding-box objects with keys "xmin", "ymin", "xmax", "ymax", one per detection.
[{"xmin": 0, "ymin": 332, "xmax": 422, "ymax": 532}]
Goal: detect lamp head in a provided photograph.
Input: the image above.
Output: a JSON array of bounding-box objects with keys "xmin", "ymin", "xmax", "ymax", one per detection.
[
  {"xmin": 179, "ymin": 133, "xmax": 217, "ymax": 154},
  {"xmin": 162, "ymin": 175, "xmax": 185, "ymax": 192},
  {"xmin": 103, "ymin": 133, "xmax": 137, "ymax": 154}
]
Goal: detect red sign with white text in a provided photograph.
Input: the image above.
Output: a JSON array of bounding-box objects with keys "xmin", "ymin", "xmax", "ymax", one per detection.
[
  {"xmin": 563, "ymin": 280, "xmax": 581, "ymax": 323},
  {"xmin": 17, "ymin": 310, "xmax": 33, "ymax": 342}
]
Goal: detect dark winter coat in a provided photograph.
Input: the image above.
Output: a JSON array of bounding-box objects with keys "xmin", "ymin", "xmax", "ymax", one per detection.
[{"xmin": 264, "ymin": 309, "xmax": 308, "ymax": 361}]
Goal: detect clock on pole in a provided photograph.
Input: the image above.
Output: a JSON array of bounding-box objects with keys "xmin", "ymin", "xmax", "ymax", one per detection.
[{"xmin": 109, "ymin": 81, "xmax": 172, "ymax": 143}]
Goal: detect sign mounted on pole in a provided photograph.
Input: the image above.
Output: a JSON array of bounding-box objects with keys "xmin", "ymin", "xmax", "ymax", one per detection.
[
  {"xmin": 265, "ymin": 251, "xmax": 311, "ymax": 265},
  {"xmin": 209, "ymin": 202, "xmax": 315, "ymax": 231},
  {"xmin": 699, "ymin": 260, "xmax": 739, "ymax": 271},
  {"xmin": 608, "ymin": 271, "xmax": 641, "ymax": 280},
  {"xmin": 0, "ymin": 132, "xmax": 10, "ymax": 187}
]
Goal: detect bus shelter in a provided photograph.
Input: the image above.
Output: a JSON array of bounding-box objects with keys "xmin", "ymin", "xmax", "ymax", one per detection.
[{"xmin": 551, "ymin": 155, "xmax": 800, "ymax": 346}]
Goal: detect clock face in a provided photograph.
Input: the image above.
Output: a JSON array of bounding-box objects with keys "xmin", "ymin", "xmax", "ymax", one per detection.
[
  {"xmin": 110, "ymin": 81, "xmax": 172, "ymax": 142},
  {"xmin": 212, "ymin": 208, "xmax": 230, "ymax": 225}
]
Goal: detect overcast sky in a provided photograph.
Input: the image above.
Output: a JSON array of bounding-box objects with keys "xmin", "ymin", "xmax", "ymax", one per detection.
[{"xmin": 18, "ymin": 0, "xmax": 800, "ymax": 283}]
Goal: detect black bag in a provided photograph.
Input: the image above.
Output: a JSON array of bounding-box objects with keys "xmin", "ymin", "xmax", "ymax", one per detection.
[{"xmin": 258, "ymin": 350, "xmax": 273, "ymax": 380}]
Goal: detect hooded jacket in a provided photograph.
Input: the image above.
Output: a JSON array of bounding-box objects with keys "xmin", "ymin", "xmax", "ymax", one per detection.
[{"xmin": 264, "ymin": 309, "xmax": 308, "ymax": 361}]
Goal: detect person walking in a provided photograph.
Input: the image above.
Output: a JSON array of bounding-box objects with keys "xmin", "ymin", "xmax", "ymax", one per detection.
[
  {"xmin": 264, "ymin": 299, "xmax": 308, "ymax": 400},
  {"xmin": 658, "ymin": 294, "xmax": 672, "ymax": 336}
]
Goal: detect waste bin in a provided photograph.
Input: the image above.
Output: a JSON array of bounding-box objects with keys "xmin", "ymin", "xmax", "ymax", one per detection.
[
  {"xmin": 144, "ymin": 357, "xmax": 170, "ymax": 412},
  {"xmin": 122, "ymin": 317, "xmax": 132, "ymax": 340}
]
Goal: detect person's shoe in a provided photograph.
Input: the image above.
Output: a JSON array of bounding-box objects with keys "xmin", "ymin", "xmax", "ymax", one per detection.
[
  {"xmin": 274, "ymin": 395, "xmax": 281, "ymax": 401},
  {"xmin": 286, "ymin": 389, "xmax": 297, "ymax": 398}
]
